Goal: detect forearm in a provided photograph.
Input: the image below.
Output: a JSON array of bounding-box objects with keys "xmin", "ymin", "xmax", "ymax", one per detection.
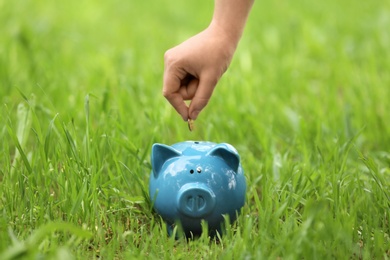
[{"xmin": 210, "ymin": 0, "xmax": 254, "ymax": 44}]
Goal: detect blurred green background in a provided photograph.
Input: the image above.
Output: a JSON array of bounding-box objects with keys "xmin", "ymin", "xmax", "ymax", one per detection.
[
  {"xmin": 1, "ymin": 0, "xmax": 389, "ymax": 146},
  {"xmin": 1, "ymin": 0, "xmax": 390, "ymax": 258}
]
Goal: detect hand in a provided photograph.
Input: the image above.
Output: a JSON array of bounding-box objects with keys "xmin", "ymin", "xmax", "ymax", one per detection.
[{"xmin": 162, "ymin": 23, "xmax": 237, "ymax": 121}]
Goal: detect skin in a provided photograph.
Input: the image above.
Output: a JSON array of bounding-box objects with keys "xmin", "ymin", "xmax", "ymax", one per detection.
[{"xmin": 163, "ymin": 0, "xmax": 255, "ymax": 121}]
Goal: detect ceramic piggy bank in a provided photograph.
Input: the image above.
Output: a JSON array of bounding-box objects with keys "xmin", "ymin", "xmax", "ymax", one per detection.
[{"xmin": 149, "ymin": 141, "xmax": 246, "ymax": 237}]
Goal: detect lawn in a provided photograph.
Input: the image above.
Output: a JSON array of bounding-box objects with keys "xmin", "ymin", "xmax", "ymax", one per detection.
[{"xmin": 1, "ymin": 0, "xmax": 390, "ymax": 258}]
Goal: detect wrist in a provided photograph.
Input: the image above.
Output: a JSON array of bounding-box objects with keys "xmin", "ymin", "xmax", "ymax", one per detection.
[
  {"xmin": 209, "ymin": 19, "xmax": 242, "ymax": 46},
  {"xmin": 210, "ymin": 0, "xmax": 254, "ymax": 44}
]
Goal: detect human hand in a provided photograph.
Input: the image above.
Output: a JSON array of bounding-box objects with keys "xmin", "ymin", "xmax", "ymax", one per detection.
[{"xmin": 162, "ymin": 23, "xmax": 238, "ymax": 121}]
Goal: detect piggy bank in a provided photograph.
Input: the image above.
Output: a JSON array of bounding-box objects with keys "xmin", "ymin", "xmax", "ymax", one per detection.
[{"xmin": 149, "ymin": 141, "xmax": 246, "ymax": 237}]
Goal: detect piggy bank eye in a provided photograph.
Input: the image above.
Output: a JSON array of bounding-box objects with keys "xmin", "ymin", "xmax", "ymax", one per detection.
[{"xmin": 189, "ymin": 168, "xmax": 202, "ymax": 174}]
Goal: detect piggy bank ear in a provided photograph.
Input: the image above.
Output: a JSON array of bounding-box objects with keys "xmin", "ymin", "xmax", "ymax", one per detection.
[
  {"xmin": 206, "ymin": 144, "xmax": 240, "ymax": 172},
  {"xmin": 151, "ymin": 143, "xmax": 181, "ymax": 177}
]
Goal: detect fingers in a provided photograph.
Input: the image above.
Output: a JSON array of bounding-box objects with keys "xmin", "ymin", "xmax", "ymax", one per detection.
[
  {"xmin": 163, "ymin": 68, "xmax": 189, "ymax": 121},
  {"xmin": 179, "ymin": 78, "xmax": 198, "ymax": 100},
  {"xmin": 163, "ymin": 72, "xmax": 216, "ymax": 121}
]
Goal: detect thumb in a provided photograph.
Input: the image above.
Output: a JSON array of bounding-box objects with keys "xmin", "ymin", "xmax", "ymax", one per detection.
[{"xmin": 188, "ymin": 75, "xmax": 217, "ymax": 120}]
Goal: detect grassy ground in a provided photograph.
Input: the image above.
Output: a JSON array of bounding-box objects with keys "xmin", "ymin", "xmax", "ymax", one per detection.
[{"xmin": 1, "ymin": 0, "xmax": 390, "ymax": 258}]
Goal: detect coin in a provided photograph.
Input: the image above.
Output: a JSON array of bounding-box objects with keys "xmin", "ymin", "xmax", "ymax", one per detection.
[{"xmin": 188, "ymin": 118, "xmax": 194, "ymax": 131}]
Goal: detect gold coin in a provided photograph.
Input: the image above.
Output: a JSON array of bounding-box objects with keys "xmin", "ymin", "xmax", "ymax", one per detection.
[{"xmin": 188, "ymin": 118, "xmax": 194, "ymax": 131}]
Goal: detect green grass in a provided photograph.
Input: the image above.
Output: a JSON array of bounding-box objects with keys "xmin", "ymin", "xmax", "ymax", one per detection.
[{"xmin": 1, "ymin": 0, "xmax": 390, "ymax": 258}]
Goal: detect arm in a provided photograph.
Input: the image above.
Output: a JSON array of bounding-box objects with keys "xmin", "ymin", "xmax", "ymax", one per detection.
[{"xmin": 163, "ymin": 0, "xmax": 254, "ymax": 121}]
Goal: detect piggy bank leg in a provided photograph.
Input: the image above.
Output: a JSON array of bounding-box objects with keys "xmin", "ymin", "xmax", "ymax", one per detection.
[
  {"xmin": 166, "ymin": 223, "xmax": 183, "ymax": 239},
  {"xmin": 166, "ymin": 223, "xmax": 191, "ymax": 239},
  {"xmin": 166, "ymin": 223, "xmax": 175, "ymax": 237}
]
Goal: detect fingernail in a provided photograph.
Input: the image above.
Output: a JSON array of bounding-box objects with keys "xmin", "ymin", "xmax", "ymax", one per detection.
[
  {"xmin": 191, "ymin": 110, "xmax": 200, "ymax": 120},
  {"xmin": 182, "ymin": 113, "xmax": 189, "ymax": 121}
]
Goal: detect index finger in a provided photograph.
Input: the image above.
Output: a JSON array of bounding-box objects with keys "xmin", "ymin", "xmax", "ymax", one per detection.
[{"xmin": 162, "ymin": 68, "xmax": 189, "ymax": 121}]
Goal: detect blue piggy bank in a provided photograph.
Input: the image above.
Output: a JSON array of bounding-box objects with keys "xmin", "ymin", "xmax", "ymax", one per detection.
[{"xmin": 149, "ymin": 141, "xmax": 246, "ymax": 237}]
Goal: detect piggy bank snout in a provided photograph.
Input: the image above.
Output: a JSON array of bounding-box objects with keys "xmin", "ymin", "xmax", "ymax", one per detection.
[{"xmin": 176, "ymin": 183, "xmax": 216, "ymax": 218}]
